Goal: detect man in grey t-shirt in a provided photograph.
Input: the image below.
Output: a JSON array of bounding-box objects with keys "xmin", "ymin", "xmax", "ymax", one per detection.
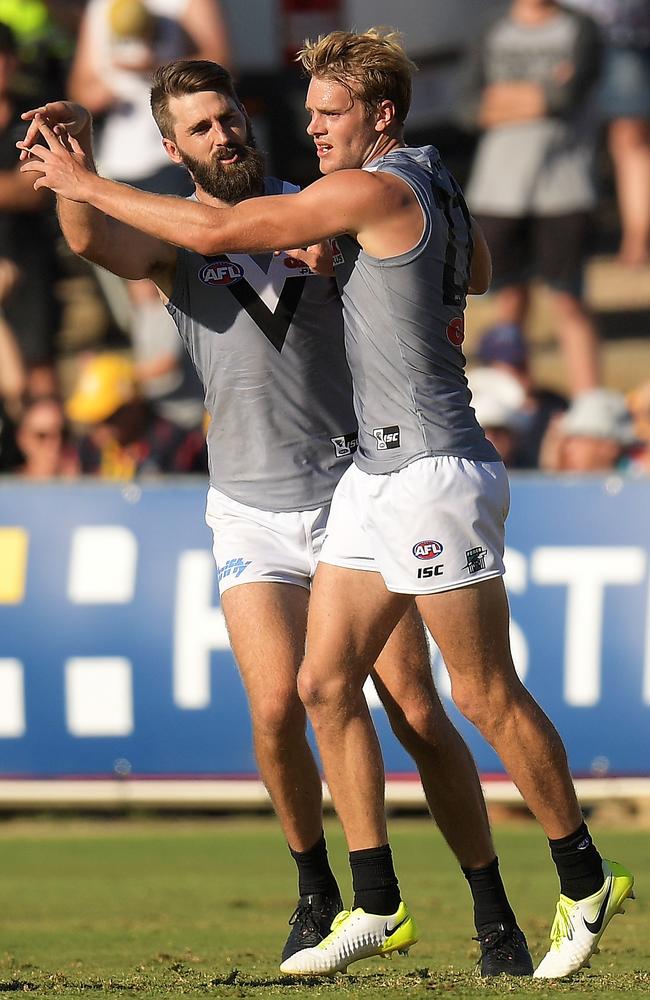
[
  {"xmin": 459, "ymin": 0, "xmax": 602, "ymax": 396},
  {"xmin": 20, "ymin": 63, "xmax": 530, "ymax": 973}
]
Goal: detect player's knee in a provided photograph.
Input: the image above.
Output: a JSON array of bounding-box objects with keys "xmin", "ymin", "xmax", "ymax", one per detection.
[
  {"xmin": 251, "ymin": 685, "xmax": 304, "ymax": 739},
  {"xmin": 297, "ymin": 661, "xmax": 352, "ymax": 715},
  {"xmin": 387, "ymin": 696, "xmax": 442, "ymax": 754},
  {"xmin": 450, "ymin": 678, "xmax": 487, "ymax": 729},
  {"xmin": 450, "ymin": 677, "xmax": 511, "ymax": 737}
]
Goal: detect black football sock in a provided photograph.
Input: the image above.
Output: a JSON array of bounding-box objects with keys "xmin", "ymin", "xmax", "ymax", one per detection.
[
  {"xmin": 549, "ymin": 820, "xmax": 604, "ymax": 901},
  {"xmin": 350, "ymin": 844, "xmax": 401, "ymax": 915},
  {"xmin": 289, "ymin": 831, "xmax": 340, "ymax": 897},
  {"xmin": 462, "ymin": 856, "xmax": 517, "ymax": 933}
]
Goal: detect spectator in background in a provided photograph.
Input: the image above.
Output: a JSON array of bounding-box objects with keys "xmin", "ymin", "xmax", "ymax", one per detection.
[
  {"xmin": 459, "ymin": 0, "xmax": 603, "ymax": 397},
  {"xmin": 0, "ymin": 255, "xmax": 23, "ymax": 472},
  {"xmin": 67, "ymin": 0, "xmax": 231, "ymax": 424},
  {"xmin": 543, "ymin": 387, "xmax": 635, "ymax": 471},
  {"xmin": 0, "ymin": 22, "xmax": 60, "ymax": 397},
  {"xmin": 0, "ymin": 256, "xmax": 26, "ymax": 414},
  {"xmin": 563, "ymin": 0, "xmax": 650, "ymax": 266},
  {"xmin": 66, "ymin": 352, "xmax": 206, "ymax": 477},
  {"xmin": 0, "ymin": 0, "xmax": 79, "ymax": 100},
  {"xmin": 15, "ymin": 394, "xmax": 79, "ymax": 477},
  {"xmin": 474, "ymin": 322, "xmax": 568, "ymax": 467},
  {"xmin": 68, "ymin": 0, "xmax": 232, "ymax": 195}
]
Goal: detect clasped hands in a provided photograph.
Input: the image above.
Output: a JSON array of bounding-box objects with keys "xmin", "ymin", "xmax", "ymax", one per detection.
[{"xmin": 17, "ymin": 101, "xmax": 95, "ymax": 202}]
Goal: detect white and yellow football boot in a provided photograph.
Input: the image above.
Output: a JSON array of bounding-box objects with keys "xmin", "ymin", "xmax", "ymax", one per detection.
[
  {"xmin": 534, "ymin": 860, "xmax": 635, "ymax": 979},
  {"xmin": 279, "ymin": 900, "xmax": 418, "ymax": 975}
]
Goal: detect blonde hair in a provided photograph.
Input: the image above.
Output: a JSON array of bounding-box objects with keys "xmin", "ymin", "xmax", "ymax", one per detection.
[{"xmin": 297, "ymin": 27, "xmax": 417, "ymax": 124}]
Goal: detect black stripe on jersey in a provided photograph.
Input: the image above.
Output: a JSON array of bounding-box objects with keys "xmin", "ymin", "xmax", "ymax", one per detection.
[
  {"xmin": 432, "ymin": 178, "xmax": 472, "ymax": 308},
  {"xmin": 451, "ymin": 176, "xmax": 474, "ymax": 288},
  {"xmin": 226, "ymin": 273, "xmax": 307, "ymax": 353}
]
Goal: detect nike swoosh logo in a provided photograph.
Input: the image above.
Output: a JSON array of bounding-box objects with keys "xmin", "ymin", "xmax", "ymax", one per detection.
[
  {"xmin": 384, "ymin": 914, "xmax": 409, "ymax": 937},
  {"xmin": 583, "ymin": 882, "xmax": 612, "ymax": 934}
]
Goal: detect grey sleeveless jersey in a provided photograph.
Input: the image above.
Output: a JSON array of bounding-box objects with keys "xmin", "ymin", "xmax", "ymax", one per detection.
[
  {"xmin": 332, "ymin": 146, "xmax": 499, "ymax": 473},
  {"xmin": 166, "ymin": 178, "xmax": 357, "ymax": 511}
]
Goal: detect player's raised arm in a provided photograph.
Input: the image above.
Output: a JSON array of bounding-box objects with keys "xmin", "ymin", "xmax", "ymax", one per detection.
[
  {"xmin": 20, "ymin": 125, "xmax": 400, "ymax": 258},
  {"xmin": 18, "ymin": 108, "xmax": 176, "ymax": 292}
]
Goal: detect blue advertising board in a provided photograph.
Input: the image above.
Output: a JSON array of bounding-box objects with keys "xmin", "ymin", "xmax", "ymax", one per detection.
[{"xmin": 1, "ymin": 476, "xmax": 649, "ymax": 779}]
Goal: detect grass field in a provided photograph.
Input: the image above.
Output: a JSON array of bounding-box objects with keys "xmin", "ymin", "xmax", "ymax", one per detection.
[{"xmin": 0, "ymin": 815, "xmax": 647, "ymax": 998}]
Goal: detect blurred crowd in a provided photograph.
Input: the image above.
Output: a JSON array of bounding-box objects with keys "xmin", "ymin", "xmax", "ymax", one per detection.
[{"xmin": 0, "ymin": 0, "xmax": 648, "ymax": 481}]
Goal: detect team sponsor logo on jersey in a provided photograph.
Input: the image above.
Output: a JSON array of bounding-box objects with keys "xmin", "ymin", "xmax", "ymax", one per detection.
[
  {"xmin": 199, "ymin": 257, "xmax": 244, "ymax": 286},
  {"xmin": 330, "ymin": 432, "xmax": 358, "ymax": 458},
  {"xmin": 373, "ymin": 425, "xmax": 401, "ymax": 450},
  {"xmin": 446, "ymin": 316, "xmax": 465, "ymax": 347},
  {"xmin": 464, "ymin": 546, "xmax": 487, "ymax": 575},
  {"xmin": 412, "ymin": 540, "xmax": 443, "ymax": 560},
  {"xmin": 217, "ymin": 557, "xmax": 252, "ymax": 583},
  {"xmin": 330, "ymin": 239, "xmax": 344, "ymax": 266}
]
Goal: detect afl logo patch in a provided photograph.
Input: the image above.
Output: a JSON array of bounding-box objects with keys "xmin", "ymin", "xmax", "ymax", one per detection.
[
  {"xmin": 413, "ymin": 540, "xmax": 443, "ymax": 560},
  {"xmin": 199, "ymin": 259, "xmax": 244, "ymax": 286},
  {"xmin": 446, "ymin": 316, "xmax": 465, "ymax": 347}
]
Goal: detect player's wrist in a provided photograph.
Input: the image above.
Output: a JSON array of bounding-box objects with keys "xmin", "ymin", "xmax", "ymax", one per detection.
[{"xmin": 78, "ymin": 168, "xmax": 104, "ymax": 206}]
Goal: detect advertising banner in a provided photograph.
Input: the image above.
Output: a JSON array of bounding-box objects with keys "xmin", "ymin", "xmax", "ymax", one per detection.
[{"xmin": 1, "ymin": 477, "xmax": 649, "ymax": 781}]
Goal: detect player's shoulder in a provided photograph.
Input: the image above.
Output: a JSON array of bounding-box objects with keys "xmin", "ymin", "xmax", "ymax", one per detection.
[
  {"xmin": 373, "ymin": 144, "xmax": 441, "ymax": 171},
  {"xmin": 369, "ymin": 145, "xmax": 445, "ymax": 190}
]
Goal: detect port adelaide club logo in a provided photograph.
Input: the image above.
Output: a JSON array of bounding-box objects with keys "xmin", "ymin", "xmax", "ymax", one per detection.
[
  {"xmin": 413, "ymin": 539, "xmax": 444, "ymax": 579},
  {"xmin": 199, "ymin": 257, "xmax": 244, "ymax": 286}
]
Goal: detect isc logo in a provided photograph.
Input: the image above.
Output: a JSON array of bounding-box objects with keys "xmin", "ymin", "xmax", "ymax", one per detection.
[
  {"xmin": 412, "ymin": 540, "xmax": 443, "ymax": 560},
  {"xmin": 199, "ymin": 260, "xmax": 244, "ymax": 285},
  {"xmin": 373, "ymin": 425, "xmax": 401, "ymax": 450}
]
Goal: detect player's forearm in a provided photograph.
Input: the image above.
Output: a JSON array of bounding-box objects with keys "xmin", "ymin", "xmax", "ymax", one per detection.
[
  {"xmin": 81, "ymin": 174, "xmax": 213, "ymax": 253},
  {"xmin": 468, "ymin": 219, "xmax": 491, "ymax": 295},
  {"xmin": 54, "ymin": 134, "xmax": 108, "ymax": 259},
  {"xmin": 56, "ymin": 193, "xmax": 113, "ymax": 261},
  {"xmin": 55, "ymin": 131, "xmax": 126, "ymax": 268},
  {"xmin": 81, "ymin": 174, "xmax": 261, "ymax": 256}
]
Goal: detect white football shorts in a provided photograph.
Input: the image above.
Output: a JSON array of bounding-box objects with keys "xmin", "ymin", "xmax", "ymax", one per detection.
[
  {"xmin": 319, "ymin": 456, "xmax": 510, "ymax": 594},
  {"xmin": 205, "ymin": 486, "xmax": 330, "ymax": 595}
]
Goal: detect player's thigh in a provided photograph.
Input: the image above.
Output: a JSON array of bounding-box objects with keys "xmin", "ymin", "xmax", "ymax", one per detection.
[
  {"xmin": 222, "ymin": 581, "xmax": 310, "ymax": 713},
  {"xmin": 303, "ymin": 562, "xmax": 411, "ymax": 697},
  {"xmin": 371, "ymin": 604, "xmax": 449, "ymax": 732},
  {"xmin": 415, "ymin": 576, "xmax": 517, "ymax": 698}
]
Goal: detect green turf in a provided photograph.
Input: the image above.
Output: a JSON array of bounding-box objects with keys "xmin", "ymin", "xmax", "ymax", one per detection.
[{"xmin": 0, "ymin": 816, "xmax": 647, "ymax": 997}]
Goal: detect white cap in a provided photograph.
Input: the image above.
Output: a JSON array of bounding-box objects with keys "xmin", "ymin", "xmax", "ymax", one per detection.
[
  {"xmin": 467, "ymin": 366, "xmax": 526, "ymax": 432},
  {"xmin": 562, "ymin": 389, "xmax": 635, "ymax": 445}
]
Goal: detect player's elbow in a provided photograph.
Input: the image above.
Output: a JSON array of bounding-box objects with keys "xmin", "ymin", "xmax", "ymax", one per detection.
[
  {"xmin": 186, "ymin": 231, "xmax": 222, "ymax": 257},
  {"xmin": 65, "ymin": 231, "xmax": 94, "ymax": 259}
]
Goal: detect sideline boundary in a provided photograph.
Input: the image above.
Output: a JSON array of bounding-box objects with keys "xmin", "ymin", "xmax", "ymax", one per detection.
[{"xmin": 0, "ymin": 776, "xmax": 648, "ymax": 810}]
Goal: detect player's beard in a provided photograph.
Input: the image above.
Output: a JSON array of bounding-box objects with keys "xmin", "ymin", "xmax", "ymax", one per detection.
[{"xmin": 180, "ymin": 132, "xmax": 266, "ymax": 204}]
